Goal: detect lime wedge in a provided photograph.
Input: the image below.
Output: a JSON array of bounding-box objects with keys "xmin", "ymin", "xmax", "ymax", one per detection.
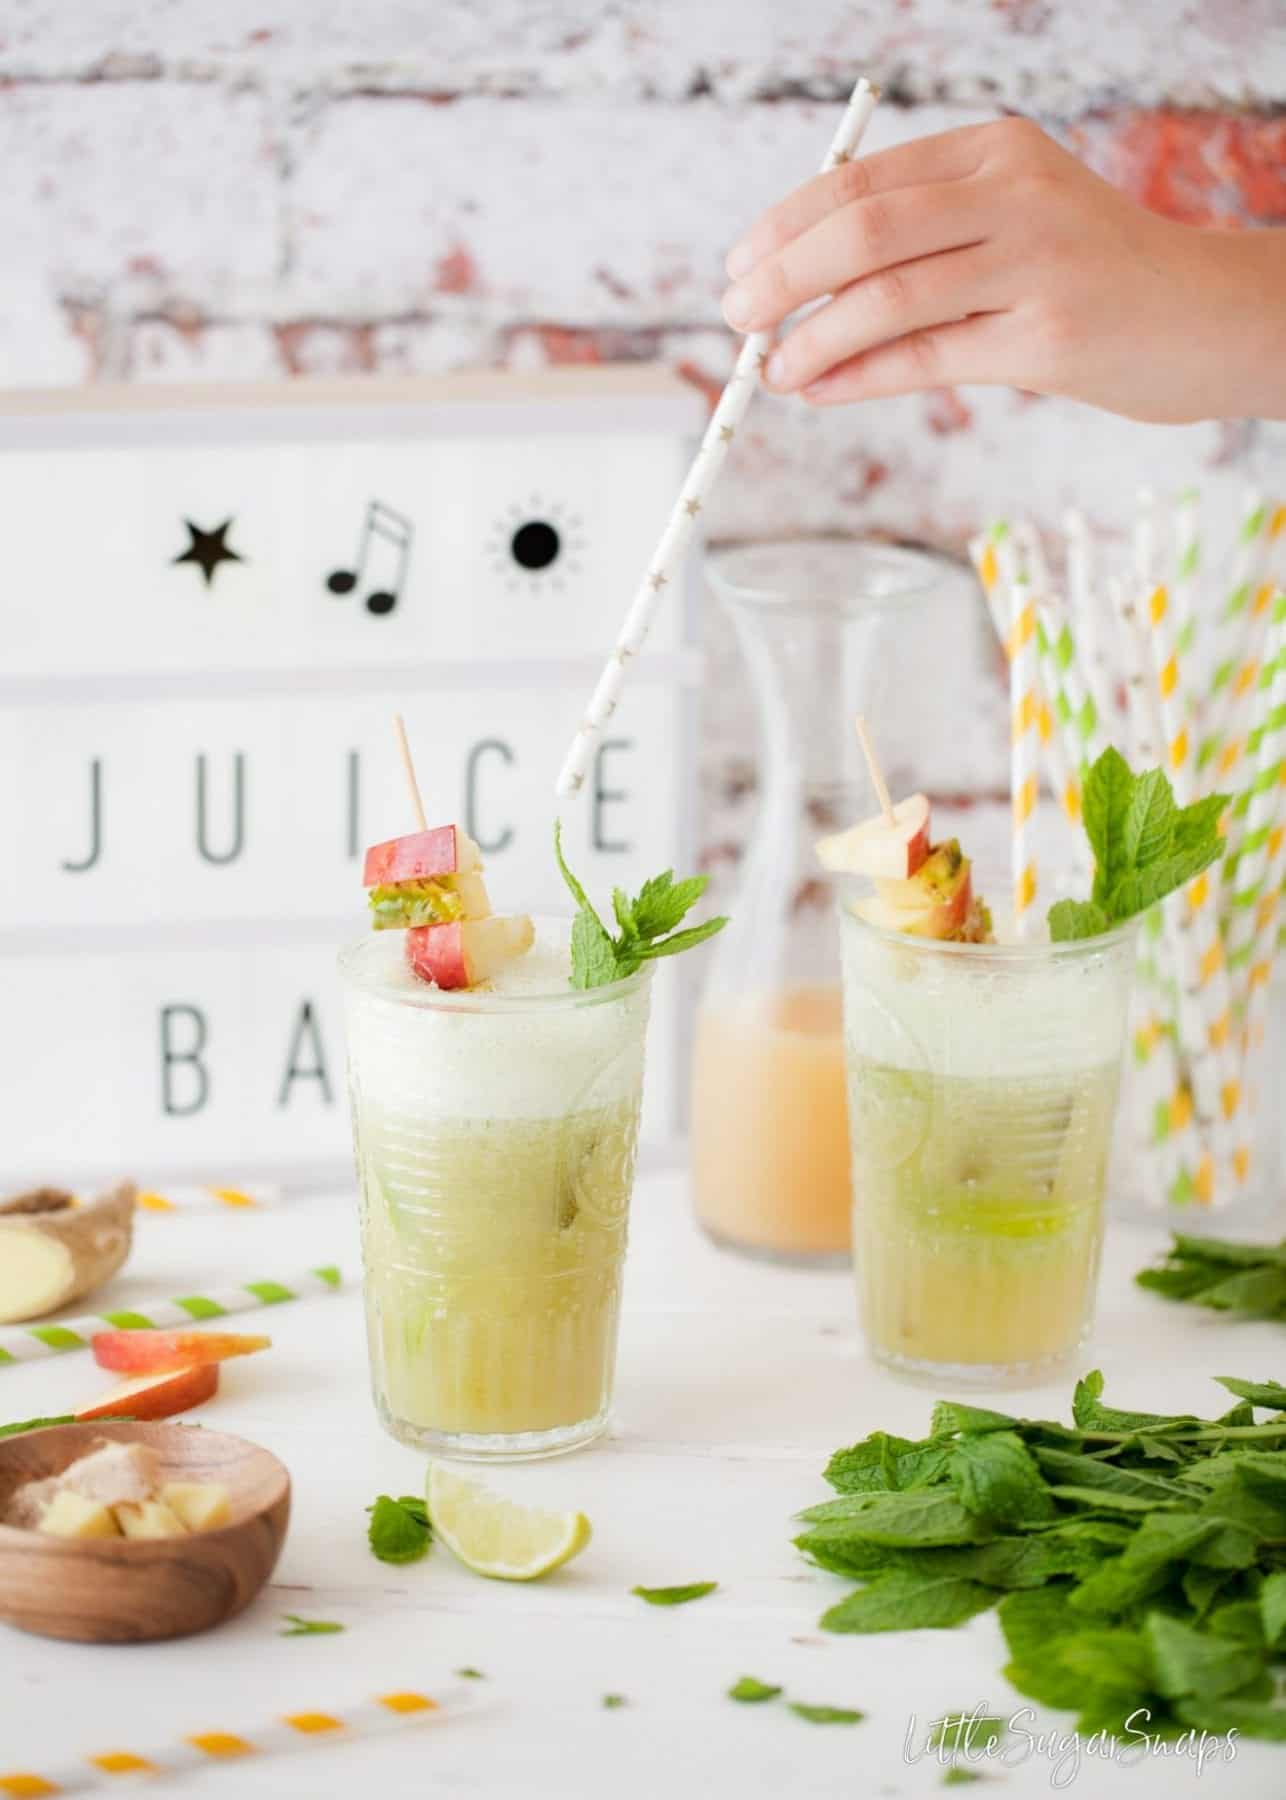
[{"xmin": 426, "ymin": 1464, "xmax": 592, "ymax": 1581}]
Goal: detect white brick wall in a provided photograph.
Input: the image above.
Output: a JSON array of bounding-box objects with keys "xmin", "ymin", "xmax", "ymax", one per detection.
[{"xmin": 2, "ymin": 0, "xmax": 1284, "ymax": 870}]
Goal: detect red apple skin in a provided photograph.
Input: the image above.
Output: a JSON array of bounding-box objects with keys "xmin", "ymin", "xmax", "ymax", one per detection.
[
  {"xmin": 76, "ymin": 1362, "xmax": 220, "ymax": 1422},
  {"xmin": 817, "ymin": 795, "xmax": 931, "ymax": 882},
  {"xmin": 406, "ymin": 922, "xmax": 470, "ymax": 988},
  {"xmin": 363, "ymin": 826, "xmax": 470, "ymax": 888},
  {"xmin": 91, "ymin": 1330, "xmax": 270, "ymax": 1375}
]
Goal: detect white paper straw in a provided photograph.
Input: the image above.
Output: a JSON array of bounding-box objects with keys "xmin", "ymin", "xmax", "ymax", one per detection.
[{"xmin": 555, "ymin": 75, "xmax": 881, "ymax": 797}]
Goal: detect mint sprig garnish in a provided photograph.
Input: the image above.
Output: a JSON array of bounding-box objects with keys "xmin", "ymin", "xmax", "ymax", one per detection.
[
  {"xmin": 554, "ymin": 823, "xmax": 727, "ymax": 988},
  {"xmin": 1048, "ymin": 748, "xmax": 1228, "ymax": 942}
]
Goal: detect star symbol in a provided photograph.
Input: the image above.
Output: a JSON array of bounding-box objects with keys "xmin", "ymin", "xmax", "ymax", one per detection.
[
  {"xmin": 172, "ymin": 518, "xmax": 245, "ymax": 588},
  {"xmin": 683, "ymin": 497, "xmax": 702, "ymax": 516},
  {"xmin": 719, "ymin": 424, "xmax": 735, "ymax": 442}
]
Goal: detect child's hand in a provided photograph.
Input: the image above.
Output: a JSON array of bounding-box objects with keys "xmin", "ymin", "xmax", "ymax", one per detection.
[{"xmin": 721, "ymin": 117, "xmax": 1281, "ymax": 424}]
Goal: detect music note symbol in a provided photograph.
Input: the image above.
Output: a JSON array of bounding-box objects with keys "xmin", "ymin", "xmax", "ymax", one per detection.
[{"xmin": 326, "ymin": 499, "xmax": 414, "ymax": 616}]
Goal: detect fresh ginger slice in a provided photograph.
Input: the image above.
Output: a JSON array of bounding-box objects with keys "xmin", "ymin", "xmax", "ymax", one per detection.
[
  {"xmin": 38, "ymin": 1489, "xmax": 121, "ymax": 1539},
  {"xmin": 0, "ymin": 1182, "xmax": 135, "ymax": 1323},
  {"xmin": 160, "ymin": 1482, "xmax": 232, "ymax": 1532}
]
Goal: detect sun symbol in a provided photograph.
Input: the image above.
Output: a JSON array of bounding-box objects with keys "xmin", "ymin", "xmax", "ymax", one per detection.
[{"xmin": 487, "ymin": 495, "xmax": 586, "ymax": 594}]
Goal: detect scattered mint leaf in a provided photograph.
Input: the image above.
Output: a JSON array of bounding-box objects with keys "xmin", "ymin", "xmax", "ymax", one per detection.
[
  {"xmin": 0, "ymin": 1415, "xmax": 75, "ymax": 1438},
  {"xmin": 728, "ymin": 1676, "xmax": 781, "ymax": 1703},
  {"xmin": 632, "ymin": 1581, "xmax": 717, "ymax": 1606},
  {"xmin": 367, "ymin": 1493, "xmax": 432, "ymax": 1564},
  {"xmin": 555, "ymin": 823, "xmax": 726, "ymax": 989},
  {"xmin": 941, "ymin": 1771, "xmax": 985, "ymax": 1788},
  {"xmin": 1047, "ymin": 899, "xmax": 1111, "ymax": 942},
  {"xmin": 456, "ymin": 1668, "xmax": 484, "ymax": 1679},
  {"xmin": 602, "ymin": 1693, "xmax": 627, "ymax": 1709},
  {"xmin": 280, "ymin": 1614, "xmax": 344, "ymax": 1636},
  {"xmin": 788, "ymin": 1703, "xmax": 864, "ymax": 1725},
  {"xmin": 927, "ymin": 1712, "xmax": 1007, "ymax": 1753},
  {"xmin": 1215, "ymin": 1377, "xmax": 1286, "ymax": 1409},
  {"xmin": 1049, "ymin": 749, "xmax": 1228, "ymax": 942},
  {"xmin": 1137, "ymin": 1236, "xmax": 1286, "ymax": 1322}
]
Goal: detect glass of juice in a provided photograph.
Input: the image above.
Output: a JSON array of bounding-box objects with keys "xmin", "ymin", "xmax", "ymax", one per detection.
[
  {"xmin": 692, "ymin": 540, "xmax": 958, "ymax": 1263},
  {"xmin": 339, "ymin": 920, "xmax": 651, "ymax": 1458},
  {"xmin": 839, "ymin": 898, "xmax": 1137, "ymax": 1381}
]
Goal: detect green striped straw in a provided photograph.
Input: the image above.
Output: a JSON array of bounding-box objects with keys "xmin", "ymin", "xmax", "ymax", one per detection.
[
  {"xmin": 1196, "ymin": 490, "xmax": 1272, "ymax": 775},
  {"xmin": 0, "ymin": 1266, "xmax": 342, "ymax": 1366}
]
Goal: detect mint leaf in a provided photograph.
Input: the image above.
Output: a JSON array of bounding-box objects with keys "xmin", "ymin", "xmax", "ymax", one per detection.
[
  {"xmin": 1083, "ymin": 746, "xmax": 1136, "ymax": 906},
  {"xmin": 570, "ymin": 908, "xmax": 619, "ymax": 990},
  {"xmin": 1047, "ymin": 899, "xmax": 1111, "ymax": 942},
  {"xmin": 456, "ymin": 1667, "xmax": 485, "ymax": 1679},
  {"xmin": 927, "ymin": 1712, "xmax": 1007, "ymax": 1753},
  {"xmin": 632, "ymin": 1581, "xmax": 717, "ymax": 1606},
  {"xmin": 1215, "ymin": 1377, "xmax": 1286, "ymax": 1409},
  {"xmin": 728, "ymin": 1676, "xmax": 781, "ymax": 1703},
  {"xmin": 634, "ymin": 917, "xmax": 729, "ymax": 961},
  {"xmin": 552, "ymin": 819, "xmax": 608, "ymax": 931},
  {"xmin": 788, "ymin": 1703, "xmax": 864, "ymax": 1725},
  {"xmin": 1144, "ymin": 1611, "xmax": 1265, "ymax": 1699},
  {"xmin": 0, "ymin": 1415, "xmax": 75, "ymax": 1438},
  {"xmin": 821, "ymin": 1569, "xmax": 998, "ymax": 1633},
  {"xmin": 631, "ymin": 871, "xmax": 708, "ymax": 939},
  {"xmin": 1260, "ymin": 1571, "xmax": 1286, "ymax": 1648},
  {"xmin": 1107, "ymin": 840, "xmax": 1225, "ymax": 919},
  {"xmin": 948, "ymin": 1431, "xmax": 1056, "ymax": 1525},
  {"xmin": 602, "ymin": 1693, "xmax": 627, "ymax": 1709},
  {"xmin": 1123, "ymin": 767, "xmax": 1176, "ymax": 868},
  {"xmin": 610, "ymin": 888, "xmax": 637, "ymax": 942},
  {"xmin": 1174, "ymin": 1696, "xmax": 1286, "ymax": 1742},
  {"xmin": 280, "ymin": 1614, "xmax": 345, "ymax": 1636},
  {"xmin": 367, "ymin": 1493, "xmax": 432, "ymax": 1564},
  {"xmin": 1173, "ymin": 792, "xmax": 1229, "ymax": 854}
]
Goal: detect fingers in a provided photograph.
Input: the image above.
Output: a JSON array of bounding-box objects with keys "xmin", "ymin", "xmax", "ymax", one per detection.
[
  {"xmin": 762, "ymin": 244, "xmax": 1009, "ymax": 393},
  {"xmin": 723, "ymin": 178, "xmax": 995, "ymax": 333},
  {"xmin": 725, "ymin": 125, "xmax": 990, "ymax": 280},
  {"xmin": 796, "ymin": 311, "xmax": 1021, "ymax": 405}
]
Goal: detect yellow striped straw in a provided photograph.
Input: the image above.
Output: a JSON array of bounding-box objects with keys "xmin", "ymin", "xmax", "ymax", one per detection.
[
  {"xmin": 1010, "ymin": 574, "xmax": 1040, "ymax": 935},
  {"xmin": 135, "ymin": 1184, "xmax": 280, "ymax": 1214},
  {"xmin": 0, "ymin": 1687, "xmax": 462, "ymax": 1796}
]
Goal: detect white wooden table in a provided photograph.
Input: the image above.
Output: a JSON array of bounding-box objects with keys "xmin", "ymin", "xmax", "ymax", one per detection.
[{"xmin": 1, "ymin": 1170, "xmax": 1280, "ymax": 1798}]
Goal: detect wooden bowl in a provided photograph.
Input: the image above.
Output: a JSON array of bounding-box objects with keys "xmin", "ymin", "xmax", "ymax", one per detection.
[{"xmin": 0, "ymin": 1421, "xmax": 290, "ymax": 1643}]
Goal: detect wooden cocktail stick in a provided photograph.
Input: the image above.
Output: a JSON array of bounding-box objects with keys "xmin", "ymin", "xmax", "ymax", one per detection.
[
  {"xmin": 393, "ymin": 713, "xmax": 428, "ymax": 831},
  {"xmin": 854, "ymin": 715, "xmax": 896, "ymax": 826}
]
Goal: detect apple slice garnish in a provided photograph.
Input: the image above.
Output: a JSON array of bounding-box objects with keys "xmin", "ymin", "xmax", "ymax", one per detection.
[
  {"xmin": 90, "ymin": 1329, "xmax": 270, "ymax": 1376},
  {"xmin": 76, "ymin": 1362, "xmax": 220, "ymax": 1423},
  {"xmin": 362, "ymin": 824, "xmax": 482, "ymax": 888},
  {"xmin": 406, "ymin": 914, "xmax": 535, "ymax": 990},
  {"xmin": 817, "ymin": 792, "xmax": 931, "ymax": 881}
]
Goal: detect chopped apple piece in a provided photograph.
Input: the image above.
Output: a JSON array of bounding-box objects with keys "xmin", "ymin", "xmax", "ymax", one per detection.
[
  {"xmin": 857, "ymin": 840, "xmax": 976, "ymax": 941},
  {"xmin": 816, "ymin": 794, "xmax": 931, "ymax": 880},
  {"xmin": 76, "ymin": 1361, "xmax": 219, "ymax": 1423},
  {"xmin": 362, "ymin": 824, "xmax": 481, "ymax": 887},
  {"xmin": 406, "ymin": 914, "xmax": 535, "ymax": 990},
  {"xmin": 91, "ymin": 1328, "xmax": 270, "ymax": 1376},
  {"xmin": 60, "ymin": 1438, "xmax": 160, "ymax": 1507},
  {"xmin": 115, "ymin": 1499, "xmax": 186, "ymax": 1541},
  {"xmin": 38, "ymin": 1489, "xmax": 120, "ymax": 1540},
  {"xmin": 160, "ymin": 1482, "xmax": 232, "ymax": 1532}
]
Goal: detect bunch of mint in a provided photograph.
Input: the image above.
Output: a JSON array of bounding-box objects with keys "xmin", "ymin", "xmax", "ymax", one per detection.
[
  {"xmin": 554, "ymin": 823, "xmax": 727, "ymax": 988},
  {"xmin": 1138, "ymin": 1233, "xmax": 1286, "ymax": 1321},
  {"xmin": 796, "ymin": 1372, "xmax": 1286, "ymax": 1742},
  {"xmin": 1048, "ymin": 747, "xmax": 1228, "ymax": 942}
]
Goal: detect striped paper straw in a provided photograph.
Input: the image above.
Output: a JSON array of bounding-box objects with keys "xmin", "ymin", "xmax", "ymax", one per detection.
[
  {"xmin": 1227, "ymin": 623, "xmax": 1286, "ymax": 1006},
  {"xmin": 555, "ymin": 74, "xmax": 880, "ymax": 798},
  {"xmin": 1014, "ymin": 523, "xmax": 1082, "ymax": 824},
  {"xmin": 0, "ymin": 1685, "xmax": 464, "ymax": 1797},
  {"xmin": 135, "ymin": 1184, "xmax": 282, "ymax": 1214},
  {"xmin": 1063, "ymin": 508, "xmax": 1117, "ymax": 732},
  {"xmin": 1035, "ymin": 601, "xmax": 1104, "ymax": 810},
  {"xmin": 1010, "ymin": 575, "xmax": 1040, "ymax": 936},
  {"xmin": 1196, "ymin": 490, "xmax": 1272, "ymax": 776},
  {"xmin": 1145, "ymin": 577, "xmax": 1243, "ymax": 1197},
  {"xmin": 0, "ymin": 1267, "xmax": 341, "ymax": 1366}
]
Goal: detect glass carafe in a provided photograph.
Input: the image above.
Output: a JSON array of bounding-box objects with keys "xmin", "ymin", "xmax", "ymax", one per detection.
[{"xmin": 691, "ymin": 540, "xmax": 950, "ymax": 1264}]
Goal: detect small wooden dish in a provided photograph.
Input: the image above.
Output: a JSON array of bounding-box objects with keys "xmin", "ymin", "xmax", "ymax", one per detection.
[{"xmin": 0, "ymin": 1420, "xmax": 290, "ymax": 1643}]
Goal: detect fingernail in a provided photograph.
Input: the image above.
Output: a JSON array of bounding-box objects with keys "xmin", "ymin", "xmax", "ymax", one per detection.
[
  {"xmin": 725, "ymin": 240, "xmax": 755, "ymax": 280},
  {"xmin": 721, "ymin": 285, "xmax": 753, "ymax": 329},
  {"xmin": 765, "ymin": 349, "xmax": 788, "ymax": 387}
]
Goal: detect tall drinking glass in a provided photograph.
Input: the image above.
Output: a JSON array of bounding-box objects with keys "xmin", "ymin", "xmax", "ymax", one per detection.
[
  {"xmin": 340, "ymin": 925, "xmax": 651, "ymax": 1459},
  {"xmin": 839, "ymin": 901, "xmax": 1137, "ymax": 1382}
]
